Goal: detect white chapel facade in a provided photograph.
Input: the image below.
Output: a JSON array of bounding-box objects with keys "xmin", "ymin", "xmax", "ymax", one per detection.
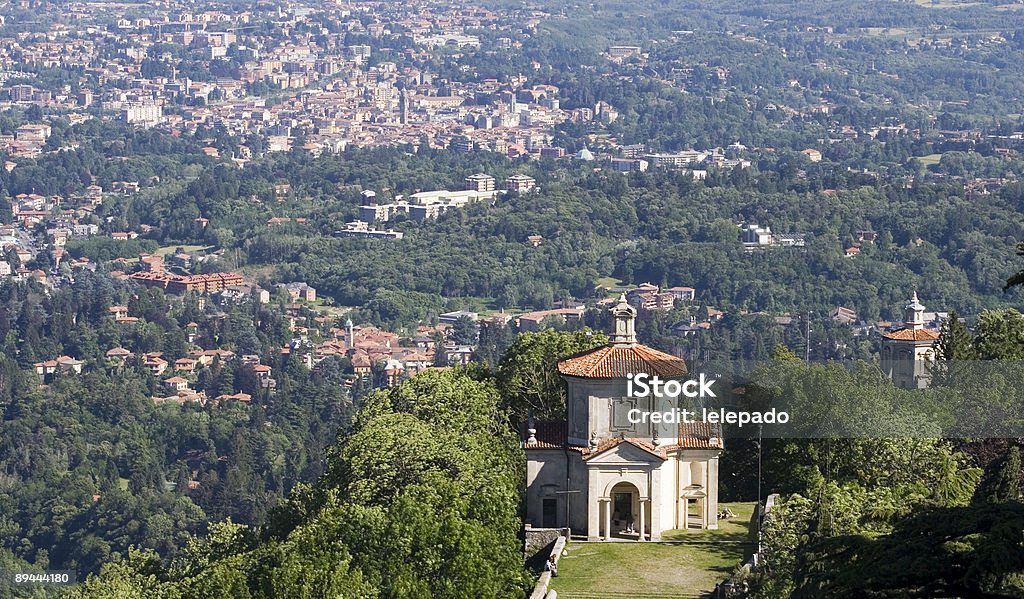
[{"xmin": 522, "ymin": 296, "xmax": 723, "ymax": 541}]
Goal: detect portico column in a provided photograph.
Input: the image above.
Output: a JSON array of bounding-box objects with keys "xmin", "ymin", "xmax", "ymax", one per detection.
[
  {"xmin": 638, "ymin": 500, "xmax": 646, "ymax": 541},
  {"xmin": 603, "ymin": 499, "xmax": 612, "ymax": 541},
  {"xmin": 587, "ymin": 492, "xmax": 600, "ymax": 541}
]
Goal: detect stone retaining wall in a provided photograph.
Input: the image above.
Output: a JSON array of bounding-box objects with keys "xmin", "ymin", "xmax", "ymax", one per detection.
[{"xmin": 527, "ymin": 535, "xmax": 566, "ymax": 599}]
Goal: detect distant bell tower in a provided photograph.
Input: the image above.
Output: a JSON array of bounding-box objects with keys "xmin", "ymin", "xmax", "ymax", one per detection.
[
  {"xmin": 610, "ymin": 294, "xmax": 637, "ymax": 346},
  {"xmin": 882, "ymin": 290, "xmax": 939, "ymax": 389},
  {"xmin": 399, "ymin": 88, "xmax": 409, "ymax": 125}
]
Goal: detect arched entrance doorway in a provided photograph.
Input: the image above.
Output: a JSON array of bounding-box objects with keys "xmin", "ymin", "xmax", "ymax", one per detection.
[{"xmin": 603, "ymin": 481, "xmax": 647, "ymax": 540}]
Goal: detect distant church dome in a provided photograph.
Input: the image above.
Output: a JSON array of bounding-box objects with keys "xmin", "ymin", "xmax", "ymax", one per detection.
[{"xmin": 577, "ymin": 146, "xmax": 595, "ymax": 161}]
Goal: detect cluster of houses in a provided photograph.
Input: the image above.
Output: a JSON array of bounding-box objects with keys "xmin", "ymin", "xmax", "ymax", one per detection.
[
  {"xmin": 32, "ymin": 301, "xmax": 276, "ymax": 406},
  {"xmin": 2, "ymin": 182, "xmax": 157, "ymax": 284},
  {"xmin": 0, "ymin": 123, "xmax": 55, "ymax": 157},
  {"xmin": 0, "ymin": 0, "xmax": 593, "ymax": 160}
]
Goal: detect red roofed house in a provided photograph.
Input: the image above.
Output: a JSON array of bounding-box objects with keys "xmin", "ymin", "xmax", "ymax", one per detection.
[
  {"xmin": 105, "ymin": 347, "xmax": 134, "ymax": 366},
  {"xmin": 143, "ymin": 353, "xmax": 169, "ymax": 376},
  {"xmin": 516, "ymin": 306, "xmax": 586, "ymax": 332},
  {"xmin": 33, "ymin": 355, "xmax": 84, "ymax": 384},
  {"xmin": 880, "ymin": 291, "xmax": 940, "ymax": 389},
  {"xmin": 250, "ymin": 363, "xmax": 273, "ymax": 387},
  {"xmin": 665, "ymin": 286, "xmax": 696, "ymax": 302},
  {"xmin": 522, "ymin": 295, "xmax": 723, "ymax": 541},
  {"xmin": 351, "ymin": 350, "xmax": 372, "ymax": 377},
  {"xmin": 163, "ymin": 376, "xmax": 191, "ymax": 393}
]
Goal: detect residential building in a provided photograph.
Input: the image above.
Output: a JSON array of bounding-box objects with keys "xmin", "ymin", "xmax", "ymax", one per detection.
[
  {"xmin": 740, "ymin": 224, "xmax": 773, "ymax": 245},
  {"xmin": 627, "ymin": 285, "xmax": 675, "ymax": 312},
  {"xmin": 506, "ymin": 173, "xmax": 536, "ymax": 192},
  {"xmin": 121, "ymin": 102, "xmax": 163, "ymax": 127},
  {"xmin": 465, "ymin": 173, "xmax": 495, "ymax": 192},
  {"xmin": 517, "ymin": 306, "xmax": 586, "ymax": 332},
  {"xmin": 129, "ymin": 271, "xmax": 246, "ymax": 295},
  {"xmin": 802, "ymin": 148, "xmax": 823, "ymax": 162},
  {"xmin": 608, "ymin": 158, "xmax": 648, "ymax": 172},
  {"xmin": 281, "ymin": 282, "xmax": 317, "ymax": 302},
  {"xmin": 606, "ymin": 46, "xmax": 641, "ymax": 60},
  {"xmin": 643, "ymin": 151, "xmax": 707, "ymax": 170},
  {"xmin": 33, "ymin": 355, "xmax": 84, "ymax": 384},
  {"xmin": 665, "ymin": 286, "xmax": 696, "ymax": 302},
  {"xmin": 334, "ymin": 221, "xmax": 404, "ymax": 239}
]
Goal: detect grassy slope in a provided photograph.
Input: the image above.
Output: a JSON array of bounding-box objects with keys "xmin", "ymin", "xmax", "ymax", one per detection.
[{"xmin": 549, "ymin": 502, "xmax": 755, "ymax": 599}]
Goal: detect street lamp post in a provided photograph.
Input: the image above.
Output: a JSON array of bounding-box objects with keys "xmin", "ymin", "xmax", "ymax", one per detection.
[{"xmin": 756, "ymin": 424, "xmax": 763, "ymax": 558}]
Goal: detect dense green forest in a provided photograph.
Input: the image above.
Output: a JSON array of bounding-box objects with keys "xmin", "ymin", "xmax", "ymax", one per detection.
[
  {"xmin": 62, "ymin": 368, "xmax": 530, "ymax": 599},
  {"xmin": 739, "ymin": 320, "xmax": 1024, "ymax": 597},
  {"xmin": 46, "ymin": 322, "xmax": 1024, "ymax": 598},
  {"xmin": 0, "ymin": 272, "xmax": 354, "ymax": 581}
]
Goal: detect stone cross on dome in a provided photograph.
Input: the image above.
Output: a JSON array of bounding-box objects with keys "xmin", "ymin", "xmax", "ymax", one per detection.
[{"xmin": 610, "ymin": 293, "xmax": 637, "ymax": 347}]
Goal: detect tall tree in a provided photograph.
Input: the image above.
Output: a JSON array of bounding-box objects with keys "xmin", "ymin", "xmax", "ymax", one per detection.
[
  {"xmin": 496, "ymin": 329, "xmax": 607, "ymax": 422},
  {"xmin": 975, "ymin": 446, "xmax": 1023, "ymax": 505},
  {"xmin": 936, "ymin": 311, "xmax": 976, "ymax": 361},
  {"xmin": 1004, "ymin": 241, "xmax": 1024, "ymax": 291},
  {"xmin": 974, "ymin": 310, "xmax": 1024, "ymax": 360}
]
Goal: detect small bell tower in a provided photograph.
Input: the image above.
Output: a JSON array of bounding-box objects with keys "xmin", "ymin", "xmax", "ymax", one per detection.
[{"xmin": 609, "ymin": 294, "xmax": 637, "ymax": 347}]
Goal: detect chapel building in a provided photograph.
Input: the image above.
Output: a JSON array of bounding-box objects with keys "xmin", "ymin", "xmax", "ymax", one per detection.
[{"xmin": 522, "ymin": 295, "xmax": 723, "ymax": 541}]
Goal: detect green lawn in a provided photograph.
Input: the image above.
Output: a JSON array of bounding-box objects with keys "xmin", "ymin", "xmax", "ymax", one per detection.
[
  {"xmin": 549, "ymin": 543, "xmax": 744, "ymax": 598},
  {"xmin": 662, "ymin": 502, "xmax": 756, "ymax": 542},
  {"xmin": 548, "ymin": 503, "xmax": 755, "ymax": 599},
  {"xmin": 156, "ymin": 244, "xmax": 212, "ymax": 257},
  {"xmin": 594, "ymin": 276, "xmax": 625, "ymax": 289},
  {"xmin": 916, "ymin": 153, "xmax": 943, "ymax": 166}
]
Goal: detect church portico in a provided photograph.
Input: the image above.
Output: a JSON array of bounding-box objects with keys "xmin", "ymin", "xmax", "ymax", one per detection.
[{"xmin": 584, "ymin": 440, "xmax": 663, "ymax": 541}]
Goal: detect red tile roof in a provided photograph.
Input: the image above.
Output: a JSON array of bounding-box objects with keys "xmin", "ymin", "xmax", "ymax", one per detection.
[
  {"xmin": 882, "ymin": 328, "xmax": 939, "ymax": 341},
  {"xmin": 558, "ymin": 344, "xmax": 688, "ymax": 379},
  {"xmin": 522, "ymin": 421, "xmax": 578, "ymax": 450},
  {"xmin": 676, "ymin": 421, "xmax": 725, "ymax": 449}
]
